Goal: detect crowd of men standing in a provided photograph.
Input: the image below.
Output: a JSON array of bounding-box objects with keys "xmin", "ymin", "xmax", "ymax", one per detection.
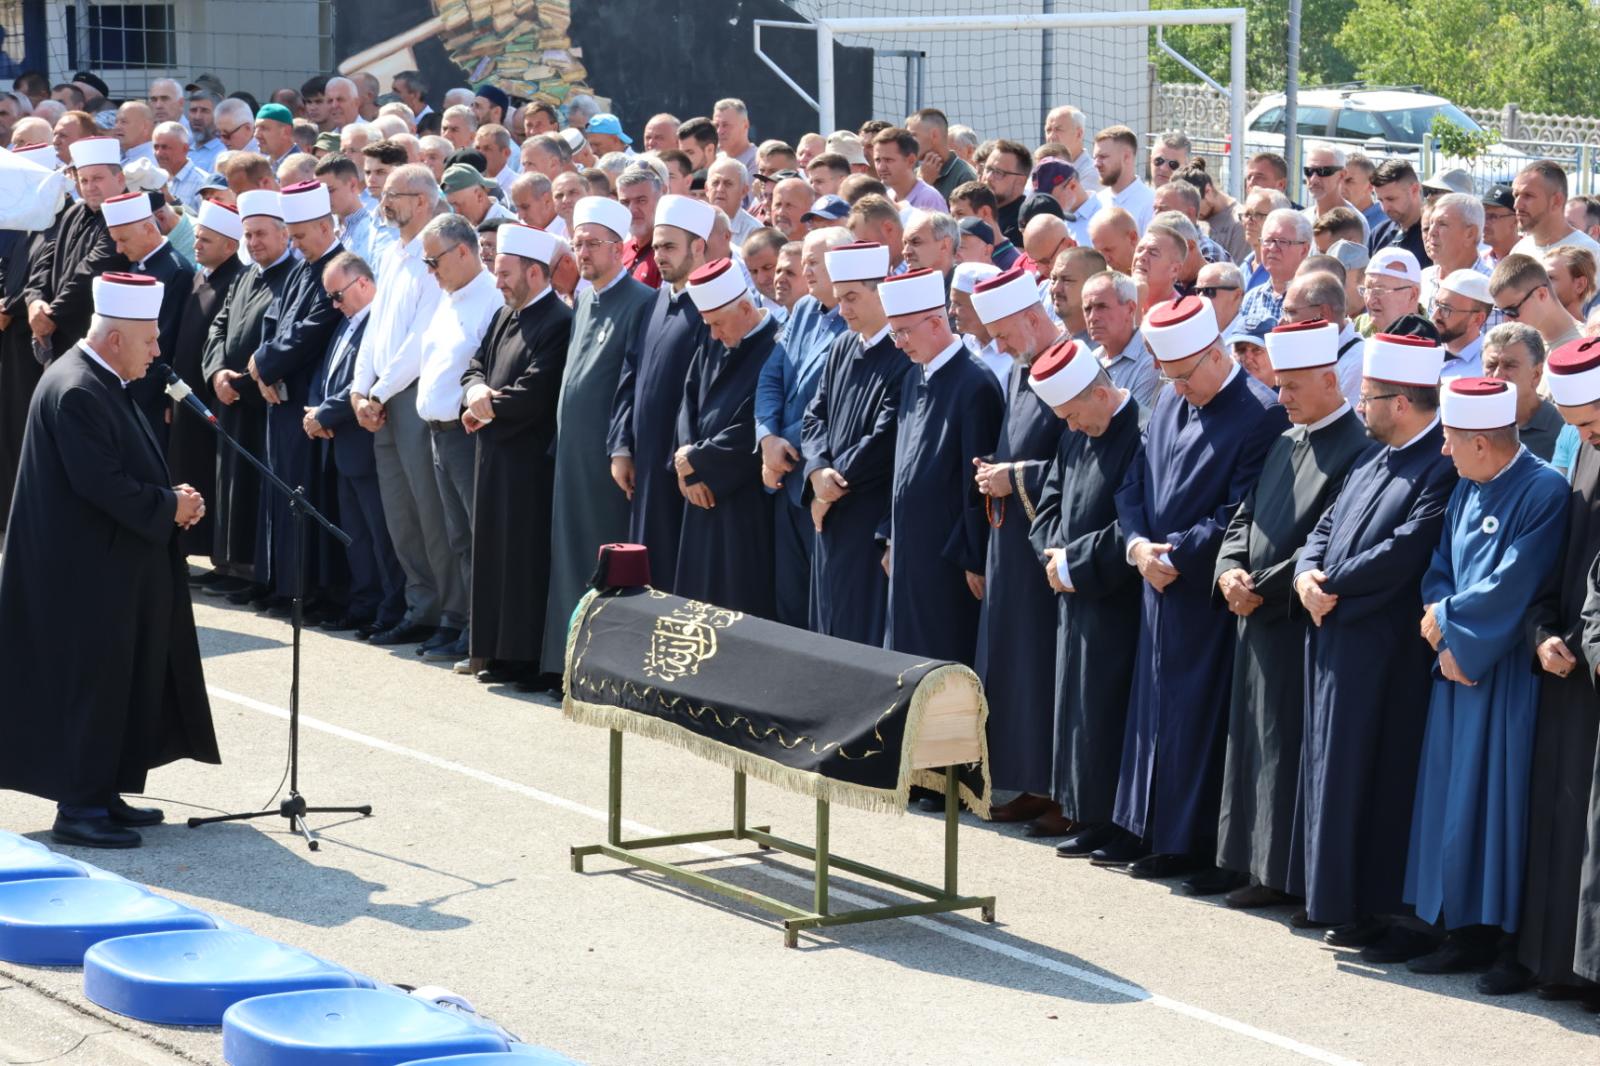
[{"xmin": 0, "ymin": 67, "xmax": 1597, "ymax": 1020}]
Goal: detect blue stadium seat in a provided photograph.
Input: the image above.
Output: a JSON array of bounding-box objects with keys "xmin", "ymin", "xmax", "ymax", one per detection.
[
  {"xmin": 399, "ymin": 1051, "xmax": 584, "ymax": 1064},
  {"xmin": 0, "ymin": 877, "xmax": 215, "ymax": 965},
  {"xmin": 222, "ymin": 988, "xmax": 511, "ymax": 1065},
  {"xmin": 0, "ymin": 835, "xmax": 85, "ymax": 883},
  {"xmin": 84, "ymin": 929, "xmax": 366, "ymax": 1025}
]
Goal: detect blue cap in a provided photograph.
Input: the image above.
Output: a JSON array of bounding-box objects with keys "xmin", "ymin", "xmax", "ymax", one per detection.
[
  {"xmin": 474, "ymin": 83, "xmax": 509, "ymax": 114},
  {"xmin": 802, "ymin": 194, "xmax": 848, "ymax": 221},
  {"xmin": 585, "ymin": 113, "xmax": 633, "ymax": 145},
  {"xmin": 1223, "ymin": 316, "xmax": 1272, "ymax": 350}
]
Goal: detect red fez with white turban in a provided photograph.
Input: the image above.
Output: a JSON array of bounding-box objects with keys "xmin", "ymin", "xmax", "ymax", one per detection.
[
  {"xmin": 686, "ymin": 258, "xmax": 749, "ymax": 313},
  {"xmin": 573, "ymin": 195, "xmax": 631, "ymax": 238},
  {"xmin": 825, "ymin": 241, "xmax": 888, "ymax": 283},
  {"xmin": 1363, "ymin": 332, "xmax": 1443, "ymax": 386},
  {"xmin": 1028, "ymin": 337, "xmax": 1098, "ymax": 406},
  {"xmin": 1266, "ymin": 319, "xmax": 1338, "ymax": 371},
  {"xmin": 237, "ymin": 189, "xmax": 283, "ymax": 220},
  {"xmin": 1143, "ymin": 295, "xmax": 1220, "ymax": 362},
  {"xmin": 970, "ymin": 266, "xmax": 1039, "ymax": 325},
  {"xmin": 196, "ymin": 200, "xmax": 242, "ymax": 242},
  {"xmin": 68, "ymin": 136, "xmax": 120, "ymax": 169},
  {"xmin": 92, "ymin": 272, "xmax": 164, "ymax": 320},
  {"xmin": 654, "ymin": 194, "xmax": 715, "ymax": 240},
  {"xmin": 280, "ymin": 180, "xmax": 332, "ymax": 224},
  {"xmin": 499, "ymin": 223, "xmax": 557, "ymax": 264},
  {"xmin": 1441, "ymin": 376, "xmax": 1517, "ymax": 429},
  {"xmin": 101, "ymin": 191, "xmax": 153, "ymax": 228},
  {"xmin": 1545, "ymin": 336, "xmax": 1600, "ymax": 407},
  {"xmin": 878, "ymin": 267, "xmax": 946, "ymax": 317}
]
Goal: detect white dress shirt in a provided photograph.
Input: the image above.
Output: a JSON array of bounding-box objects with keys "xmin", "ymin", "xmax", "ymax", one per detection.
[
  {"xmin": 352, "ymin": 232, "xmax": 445, "ymax": 404},
  {"xmin": 416, "ymin": 269, "xmax": 503, "ymax": 422},
  {"xmin": 324, "ymin": 306, "xmax": 370, "ymax": 391},
  {"xmin": 1097, "ymin": 177, "xmax": 1155, "ymax": 234}
]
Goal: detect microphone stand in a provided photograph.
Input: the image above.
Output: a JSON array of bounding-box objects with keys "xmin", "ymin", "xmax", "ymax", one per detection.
[{"xmin": 178, "ymin": 384, "xmax": 372, "ymax": 851}]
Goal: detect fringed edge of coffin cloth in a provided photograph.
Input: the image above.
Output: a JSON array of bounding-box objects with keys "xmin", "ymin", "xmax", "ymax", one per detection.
[{"xmin": 562, "ymin": 588, "xmax": 991, "ymax": 818}]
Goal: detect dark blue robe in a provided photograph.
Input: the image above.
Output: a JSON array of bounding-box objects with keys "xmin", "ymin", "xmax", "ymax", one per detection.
[
  {"xmin": 1112, "ymin": 368, "xmax": 1287, "ymax": 855},
  {"xmin": 800, "ymin": 329, "xmax": 909, "ymax": 645},
  {"xmin": 673, "ymin": 314, "xmax": 780, "ymax": 617},
  {"xmin": 125, "ymin": 241, "xmax": 194, "ymax": 446},
  {"xmin": 977, "ymin": 362, "xmax": 1068, "ymax": 796},
  {"xmin": 608, "ymin": 286, "xmax": 705, "ymax": 591},
  {"xmin": 1405, "ymin": 447, "xmax": 1566, "ymax": 932},
  {"xmin": 252, "ymin": 242, "xmax": 343, "ymax": 597},
  {"xmin": 1028, "ymin": 397, "xmax": 1146, "ymax": 821},
  {"xmin": 1294, "ymin": 419, "xmax": 1458, "ymax": 923},
  {"xmin": 884, "ymin": 344, "xmax": 1004, "ymax": 665}
]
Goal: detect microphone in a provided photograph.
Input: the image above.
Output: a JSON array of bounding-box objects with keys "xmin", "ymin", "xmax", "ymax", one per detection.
[{"xmin": 161, "ymin": 363, "xmax": 217, "ymax": 424}]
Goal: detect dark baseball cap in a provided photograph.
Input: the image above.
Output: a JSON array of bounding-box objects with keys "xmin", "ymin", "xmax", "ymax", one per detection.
[
  {"xmin": 1482, "ymin": 183, "xmax": 1514, "ymax": 211},
  {"xmin": 1032, "ymin": 159, "xmax": 1076, "ymax": 193},
  {"xmin": 753, "ymin": 168, "xmax": 802, "ymax": 183},
  {"xmin": 957, "ymin": 216, "xmax": 997, "ymax": 245}
]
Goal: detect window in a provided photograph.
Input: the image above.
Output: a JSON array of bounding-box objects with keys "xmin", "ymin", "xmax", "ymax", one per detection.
[
  {"xmin": 1295, "ymin": 107, "xmax": 1334, "ymax": 138},
  {"xmin": 1335, "ymin": 109, "xmax": 1386, "ymax": 141},
  {"xmin": 65, "ymin": 3, "xmax": 176, "ymax": 70},
  {"xmin": 1250, "ymin": 107, "xmax": 1284, "ymax": 134}
]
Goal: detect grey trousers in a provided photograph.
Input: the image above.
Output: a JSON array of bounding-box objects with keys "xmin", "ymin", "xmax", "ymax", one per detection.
[
  {"xmin": 371, "ymin": 383, "xmax": 456, "ymax": 628},
  {"xmin": 429, "ymin": 424, "xmax": 475, "ymax": 629}
]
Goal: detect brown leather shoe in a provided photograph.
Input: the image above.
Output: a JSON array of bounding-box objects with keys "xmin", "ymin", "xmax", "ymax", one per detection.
[
  {"xmin": 1024, "ymin": 811, "xmax": 1079, "ymax": 838},
  {"xmin": 988, "ymin": 793, "xmax": 1055, "ymax": 823},
  {"xmin": 1223, "ymin": 882, "xmax": 1295, "ymax": 909}
]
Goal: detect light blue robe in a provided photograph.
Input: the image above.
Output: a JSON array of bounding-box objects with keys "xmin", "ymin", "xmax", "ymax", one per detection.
[{"xmin": 1404, "ymin": 447, "xmax": 1567, "ymax": 931}]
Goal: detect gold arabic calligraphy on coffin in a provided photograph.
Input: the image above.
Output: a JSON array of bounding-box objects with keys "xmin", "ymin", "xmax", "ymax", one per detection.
[{"xmin": 643, "ymin": 600, "xmax": 743, "ymax": 683}]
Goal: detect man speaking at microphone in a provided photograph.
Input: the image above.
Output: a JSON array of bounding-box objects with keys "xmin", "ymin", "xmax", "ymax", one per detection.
[{"xmin": 0, "ymin": 273, "xmax": 220, "ymax": 849}]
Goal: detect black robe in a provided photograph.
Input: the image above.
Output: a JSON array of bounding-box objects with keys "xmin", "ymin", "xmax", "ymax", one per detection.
[
  {"xmin": 673, "ymin": 315, "xmax": 780, "ymax": 617},
  {"xmin": 1213, "ymin": 408, "xmax": 1370, "ymax": 891},
  {"xmin": 167, "ymin": 257, "xmax": 244, "ymax": 558},
  {"xmin": 1028, "ymin": 398, "xmax": 1145, "ymax": 822},
  {"xmin": 463, "ymin": 290, "xmax": 572, "ymax": 663},
  {"xmin": 0, "ymin": 347, "xmax": 219, "ymax": 805},
  {"xmin": 1521, "ymin": 441, "xmax": 1600, "ymax": 986},
  {"xmin": 1578, "ymin": 549, "xmax": 1600, "ymax": 984},
  {"xmin": 976, "ymin": 362, "xmax": 1068, "ymax": 796},
  {"xmin": 23, "ymin": 199, "xmax": 127, "ymax": 357},
  {"xmin": 884, "ymin": 345, "xmax": 1004, "ymax": 665},
  {"xmin": 200, "ymin": 253, "xmax": 297, "ymax": 571},
  {"xmin": 253, "ymin": 244, "xmax": 343, "ymax": 596},
  {"xmin": 125, "ymin": 241, "xmax": 195, "ymax": 445},
  {"xmin": 1295, "ymin": 420, "xmax": 1459, "ymax": 924},
  {"xmin": 608, "ymin": 286, "xmax": 706, "ymax": 591},
  {"xmin": 800, "ymin": 329, "xmax": 909, "ymax": 645},
  {"xmin": 0, "ymin": 220, "xmax": 55, "ymax": 523},
  {"xmin": 1112, "ymin": 370, "xmax": 1288, "ymax": 855}
]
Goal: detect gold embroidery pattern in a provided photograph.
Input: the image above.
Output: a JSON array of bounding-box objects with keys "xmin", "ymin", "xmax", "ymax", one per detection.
[
  {"xmin": 642, "ymin": 599, "xmax": 742, "ymax": 683},
  {"xmin": 1014, "ymin": 461, "xmax": 1038, "ymax": 524}
]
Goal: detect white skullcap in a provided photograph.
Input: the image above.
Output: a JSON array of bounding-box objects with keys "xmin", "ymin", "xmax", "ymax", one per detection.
[
  {"xmin": 236, "ymin": 189, "xmax": 284, "ymax": 220},
  {"xmin": 1547, "ymin": 336, "xmax": 1600, "ymax": 407},
  {"xmin": 573, "ymin": 195, "xmax": 630, "ymax": 239},
  {"xmin": 686, "ymin": 258, "xmax": 749, "ymax": 313},
  {"xmin": 1367, "ymin": 247, "xmax": 1421, "ymax": 285},
  {"xmin": 195, "ymin": 200, "xmax": 242, "ymax": 241},
  {"xmin": 654, "ymin": 193, "xmax": 715, "ymax": 240},
  {"xmin": 1363, "ymin": 332, "xmax": 1443, "ymax": 386},
  {"xmin": 1438, "ymin": 268, "xmax": 1492, "ymax": 306},
  {"xmin": 950, "ymin": 262, "xmax": 1001, "ymax": 295},
  {"xmin": 825, "ymin": 241, "xmax": 889, "ymax": 283},
  {"xmin": 92, "ymin": 272, "xmax": 164, "ymax": 320},
  {"xmin": 1028, "ymin": 337, "xmax": 1098, "ymax": 406},
  {"xmin": 68, "ymin": 136, "xmax": 120, "ymax": 169},
  {"xmin": 499, "ymin": 222, "xmax": 557, "ymax": 264},
  {"xmin": 970, "ymin": 267, "xmax": 1039, "ymax": 325},
  {"xmin": 1440, "ymin": 377, "xmax": 1517, "ymax": 429},
  {"xmin": 101, "ymin": 191, "xmax": 152, "ymax": 228},
  {"xmin": 1265, "ymin": 319, "xmax": 1338, "ymax": 371},
  {"xmin": 1143, "ymin": 295, "xmax": 1221, "ymax": 362},
  {"xmin": 279, "ymin": 180, "xmax": 332, "ymax": 224},
  {"xmin": 560, "ymin": 128, "xmax": 586, "ymax": 152},
  {"xmin": 878, "ymin": 268, "xmax": 946, "ymax": 317}
]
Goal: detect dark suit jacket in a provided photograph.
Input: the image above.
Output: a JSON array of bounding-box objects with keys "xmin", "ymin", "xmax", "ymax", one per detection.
[
  {"xmin": 127, "ymin": 240, "xmax": 196, "ymax": 421},
  {"xmin": 310, "ymin": 313, "xmax": 373, "ymax": 477}
]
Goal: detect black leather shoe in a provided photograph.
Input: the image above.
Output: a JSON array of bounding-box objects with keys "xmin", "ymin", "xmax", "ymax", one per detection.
[
  {"xmin": 318, "ymin": 614, "xmax": 372, "ymax": 633},
  {"xmin": 1224, "ymin": 882, "xmax": 1294, "ymax": 909},
  {"xmin": 52, "ymin": 815, "xmax": 141, "ymax": 849},
  {"xmin": 201, "ymin": 576, "xmax": 253, "ymax": 597},
  {"xmin": 224, "ymin": 583, "xmax": 269, "ymax": 605},
  {"xmin": 476, "ymin": 665, "xmax": 525, "ymax": 684},
  {"xmin": 369, "ymin": 622, "xmax": 433, "ymax": 646},
  {"xmin": 106, "ymin": 796, "xmax": 164, "ymax": 827},
  {"xmin": 416, "ymin": 626, "xmax": 461, "ymax": 655},
  {"xmin": 1324, "ymin": 916, "xmax": 1388, "ymax": 948},
  {"xmin": 1289, "ymin": 908, "xmax": 1332, "ymax": 929},
  {"xmin": 1476, "ymin": 954, "xmax": 1535, "ymax": 996},
  {"xmin": 1056, "ymin": 822, "xmax": 1116, "ymax": 858},
  {"xmin": 1360, "ymin": 925, "xmax": 1443, "ymax": 964},
  {"xmin": 1178, "ymin": 866, "xmax": 1248, "ymax": 897},
  {"xmin": 1089, "ymin": 832, "xmax": 1149, "ymax": 867},
  {"xmin": 1407, "ymin": 929, "xmax": 1498, "ymax": 975},
  {"xmin": 188, "ymin": 568, "xmax": 225, "ymax": 587},
  {"xmin": 513, "ymin": 671, "xmax": 564, "ymax": 695},
  {"xmin": 1128, "ymin": 853, "xmax": 1202, "ymax": 880},
  {"xmin": 423, "ymin": 629, "xmax": 466, "ymax": 661},
  {"xmin": 355, "ymin": 621, "xmax": 389, "ymax": 640}
]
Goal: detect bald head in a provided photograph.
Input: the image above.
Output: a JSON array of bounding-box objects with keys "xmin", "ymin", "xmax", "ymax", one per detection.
[
  {"xmin": 1023, "ymin": 214, "xmax": 1070, "ymax": 265},
  {"xmin": 1088, "ymin": 207, "xmax": 1139, "ymax": 274},
  {"xmin": 9, "ymin": 115, "xmax": 49, "ymax": 147},
  {"xmin": 115, "ymin": 100, "xmax": 154, "ymax": 150}
]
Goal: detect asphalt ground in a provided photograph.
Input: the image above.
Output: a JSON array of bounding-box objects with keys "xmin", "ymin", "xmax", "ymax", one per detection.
[{"xmin": 0, "ymin": 584, "xmax": 1596, "ymax": 1065}]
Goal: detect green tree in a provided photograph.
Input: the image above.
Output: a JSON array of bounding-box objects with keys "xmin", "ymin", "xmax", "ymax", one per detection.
[{"xmin": 1152, "ymin": 0, "xmax": 1356, "ymax": 89}]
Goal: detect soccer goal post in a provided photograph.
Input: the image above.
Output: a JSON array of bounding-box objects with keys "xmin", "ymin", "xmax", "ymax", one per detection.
[{"xmin": 806, "ymin": 8, "xmax": 1248, "ymax": 197}]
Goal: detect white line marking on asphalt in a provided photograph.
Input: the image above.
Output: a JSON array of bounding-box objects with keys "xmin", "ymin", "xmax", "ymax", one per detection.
[{"xmin": 208, "ymin": 685, "xmax": 1363, "ymax": 1066}]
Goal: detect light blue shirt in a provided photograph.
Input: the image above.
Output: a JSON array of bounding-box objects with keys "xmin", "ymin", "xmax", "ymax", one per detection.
[
  {"xmin": 168, "ymin": 160, "xmax": 211, "ymax": 212},
  {"xmin": 190, "ymin": 136, "xmax": 225, "ymax": 174},
  {"xmin": 1238, "ymin": 280, "xmax": 1285, "ymax": 335},
  {"xmin": 339, "ymin": 204, "xmax": 397, "ymax": 278},
  {"xmin": 757, "ymin": 294, "xmax": 847, "ymax": 504},
  {"xmin": 1552, "ymin": 424, "xmax": 1581, "ymax": 479},
  {"xmin": 1097, "ymin": 328, "xmax": 1160, "ymax": 411}
]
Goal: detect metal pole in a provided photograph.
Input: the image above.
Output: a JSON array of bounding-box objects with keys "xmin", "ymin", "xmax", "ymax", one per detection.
[
  {"xmin": 816, "ymin": 25, "xmax": 836, "ymax": 133},
  {"xmin": 607, "ymin": 730, "xmax": 622, "ymax": 846},
  {"xmin": 1040, "ymin": 0, "xmax": 1055, "ymax": 135},
  {"xmin": 943, "ymin": 768, "xmax": 959, "ymax": 895},
  {"xmin": 1228, "ymin": 15, "xmax": 1247, "ymax": 200},
  {"xmin": 904, "ymin": 56, "xmax": 915, "ymax": 118},
  {"xmin": 74, "ymin": 0, "xmax": 91, "ymax": 70},
  {"xmin": 733, "ymin": 771, "xmax": 747, "ymax": 837},
  {"xmin": 1284, "ymin": 0, "xmax": 1301, "ymax": 194},
  {"xmin": 814, "ymin": 797, "xmax": 830, "ymax": 916}
]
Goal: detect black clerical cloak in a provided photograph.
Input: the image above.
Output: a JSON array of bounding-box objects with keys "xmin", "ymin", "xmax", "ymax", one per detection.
[
  {"xmin": 1112, "ymin": 370, "xmax": 1287, "ymax": 855},
  {"xmin": 1213, "ymin": 407, "xmax": 1370, "ymax": 891},
  {"xmin": 0, "ymin": 347, "xmax": 219, "ymax": 805},
  {"xmin": 1295, "ymin": 420, "xmax": 1458, "ymax": 924},
  {"xmin": 1028, "ymin": 397, "xmax": 1145, "ymax": 822},
  {"xmin": 1522, "ymin": 441, "xmax": 1600, "ymax": 986},
  {"xmin": 125, "ymin": 241, "xmax": 195, "ymax": 442},
  {"xmin": 1578, "ymin": 548, "xmax": 1600, "ymax": 984},
  {"xmin": 167, "ymin": 256, "xmax": 243, "ymax": 558},
  {"xmin": 253, "ymin": 244, "xmax": 343, "ymax": 595},
  {"xmin": 673, "ymin": 314, "xmax": 780, "ymax": 617},
  {"xmin": 800, "ymin": 329, "xmax": 909, "ymax": 645},
  {"xmin": 23, "ymin": 199, "xmax": 127, "ymax": 356},
  {"xmin": 977, "ymin": 362, "xmax": 1069, "ymax": 796},
  {"xmin": 463, "ymin": 289, "xmax": 572, "ymax": 663},
  {"xmin": 200, "ymin": 253, "xmax": 296, "ymax": 570},
  {"xmin": 884, "ymin": 345, "xmax": 1004, "ymax": 664},
  {"xmin": 608, "ymin": 285, "xmax": 705, "ymax": 590},
  {"xmin": 0, "ymin": 219, "xmax": 55, "ymax": 522}
]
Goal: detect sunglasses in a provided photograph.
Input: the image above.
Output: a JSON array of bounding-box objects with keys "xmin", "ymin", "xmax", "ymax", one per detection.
[
  {"xmin": 328, "ymin": 278, "xmax": 361, "ymax": 304},
  {"xmin": 1497, "ymin": 286, "xmax": 1539, "ymax": 320},
  {"xmin": 1303, "ymin": 165, "xmax": 1341, "ymax": 178},
  {"xmin": 1152, "ymin": 156, "xmax": 1183, "ymax": 170},
  {"xmin": 1196, "ymin": 285, "xmax": 1240, "ymax": 298}
]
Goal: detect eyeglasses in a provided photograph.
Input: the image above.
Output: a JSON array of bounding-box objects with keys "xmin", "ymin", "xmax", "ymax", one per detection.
[
  {"xmin": 1261, "ymin": 237, "xmax": 1308, "ymax": 251},
  {"xmin": 889, "ymin": 313, "xmax": 941, "ymax": 342},
  {"xmin": 218, "ymin": 124, "xmax": 248, "ymax": 141},
  {"xmin": 1152, "ymin": 156, "xmax": 1183, "ymax": 170},
  {"xmin": 1497, "ymin": 286, "xmax": 1539, "ymax": 320},
  {"xmin": 327, "ymin": 278, "xmax": 362, "ymax": 304},
  {"xmin": 571, "ymin": 237, "xmax": 619, "ymax": 252},
  {"xmin": 380, "ymin": 189, "xmax": 422, "ymax": 201},
  {"xmin": 1196, "ymin": 285, "xmax": 1240, "ymax": 298},
  {"xmin": 1358, "ymin": 283, "xmax": 1415, "ymax": 299},
  {"xmin": 1158, "ymin": 357, "xmax": 1210, "ymax": 388},
  {"xmin": 1357, "ymin": 392, "xmax": 1401, "ymax": 408},
  {"xmin": 1241, "ymin": 211, "xmax": 1269, "ymax": 223},
  {"xmin": 1429, "ymin": 298, "xmax": 1476, "ymax": 318},
  {"xmin": 422, "ymin": 244, "xmax": 463, "ymax": 270},
  {"xmin": 983, "ymin": 164, "xmax": 1026, "ymax": 179},
  {"xmin": 1303, "ymin": 165, "xmax": 1341, "ymax": 179}
]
